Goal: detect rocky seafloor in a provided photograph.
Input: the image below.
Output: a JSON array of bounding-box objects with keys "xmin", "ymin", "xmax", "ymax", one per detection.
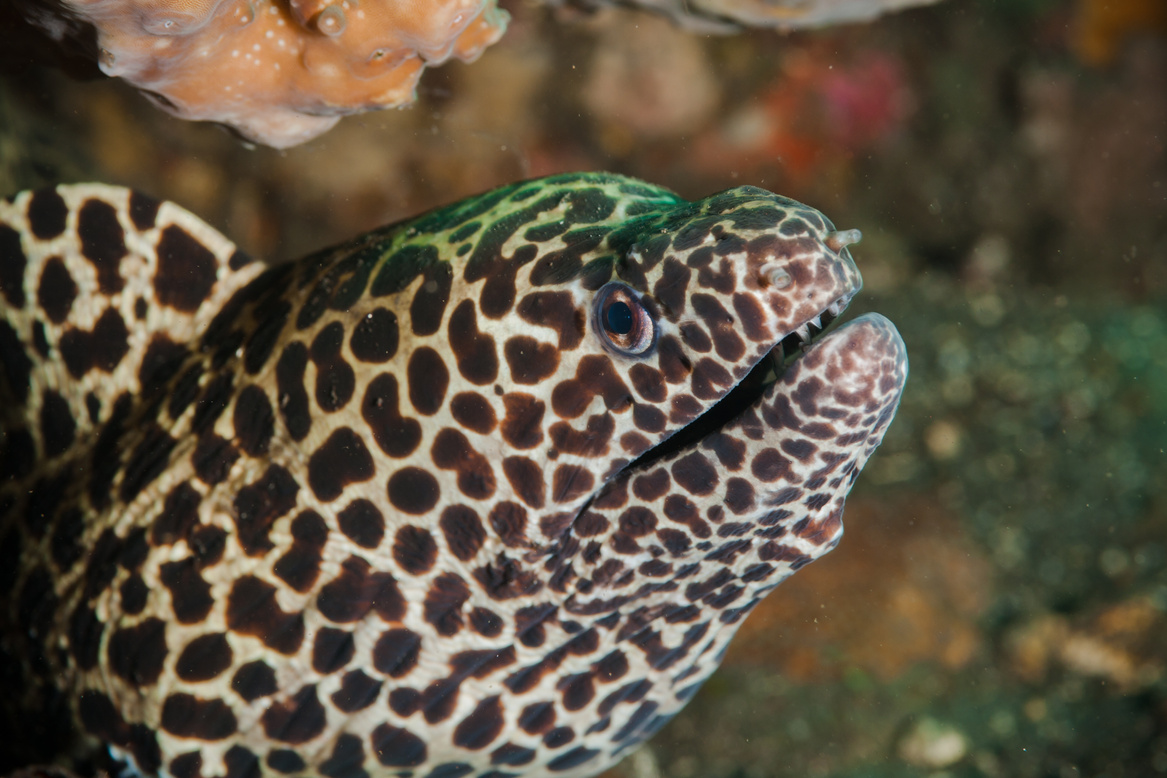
[{"xmin": 1, "ymin": 0, "xmax": 1165, "ymax": 775}]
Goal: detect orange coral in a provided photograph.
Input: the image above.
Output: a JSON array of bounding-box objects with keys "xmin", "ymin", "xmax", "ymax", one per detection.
[{"xmin": 31, "ymin": 0, "xmax": 508, "ymax": 147}]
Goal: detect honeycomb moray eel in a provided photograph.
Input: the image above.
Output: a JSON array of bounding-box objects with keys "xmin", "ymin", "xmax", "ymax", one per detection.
[{"xmin": 0, "ymin": 173, "xmax": 907, "ymax": 778}]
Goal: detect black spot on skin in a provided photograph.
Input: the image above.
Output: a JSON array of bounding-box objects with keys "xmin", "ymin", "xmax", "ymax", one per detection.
[
  {"xmin": 244, "ymin": 299, "xmax": 290, "ymax": 375},
  {"xmin": 440, "ymin": 505, "xmax": 486, "ymax": 562},
  {"xmin": 224, "ymin": 746, "xmax": 260, "ymax": 778},
  {"xmin": 232, "ymin": 660, "xmax": 278, "ymax": 701},
  {"xmin": 473, "ymin": 555, "xmax": 541, "ymax": 601},
  {"xmin": 454, "ymin": 696, "xmax": 505, "ymax": 750},
  {"xmin": 168, "ymin": 363, "xmax": 203, "ymax": 421},
  {"xmin": 499, "ymin": 393, "xmax": 545, "ymax": 450},
  {"xmin": 514, "ymin": 603, "xmax": 557, "ymax": 648},
  {"xmin": 362, "ymin": 373, "xmax": 422, "ymax": 457},
  {"xmin": 409, "ymin": 261, "xmax": 453, "ymax": 336},
  {"xmin": 751, "ymin": 448, "xmax": 792, "ymax": 482},
  {"xmin": 161, "ymin": 693, "xmax": 237, "ymax": 740},
  {"xmin": 32, "ymin": 320, "xmax": 50, "ymax": 357},
  {"xmin": 234, "ymin": 385, "xmax": 274, "ymax": 456},
  {"xmin": 387, "ymin": 467, "xmax": 440, "ymax": 515},
  {"xmin": 0, "ymin": 322, "xmax": 33, "ymax": 405},
  {"xmin": 424, "ymin": 573, "xmax": 471, "ymax": 636},
  {"xmin": 175, "ymin": 632, "xmax": 233, "ymax": 682},
  {"xmin": 120, "ymin": 574, "xmax": 149, "ymax": 614},
  {"xmin": 394, "ymin": 525, "xmax": 438, "ymax": 575},
  {"xmin": 85, "ymin": 391, "xmax": 101, "ymax": 422},
  {"xmin": 229, "ymin": 250, "xmax": 253, "ymax": 270},
  {"xmin": 160, "ymin": 558, "xmax": 214, "ymax": 623},
  {"xmin": 782, "ymin": 438, "xmax": 818, "ymax": 461},
  {"xmin": 491, "ymin": 744, "xmax": 536, "ymax": 767},
  {"xmin": 543, "ymin": 727, "xmax": 574, "ymax": 748},
  {"xmin": 276, "ymin": 342, "xmax": 311, "ymax": 441},
  {"xmin": 448, "ymin": 300, "xmax": 498, "ymax": 385},
  {"xmin": 308, "ymin": 427, "xmax": 373, "ymax": 502},
  {"xmin": 407, "ymin": 346, "xmax": 449, "ymax": 415},
  {"xmin": 193, "ymin": 432, "xmax": 239, "ymax": 485},
  {"xmin": 502, "ymin": 456, "xmax": 545, "ymax": 509},
  {"xmin": 372, "ymin": 628, "xmax": 422, "ymax": 677},
  {"xmin": 703, "ymin": 432, "xmax": 747, "ymax": 471},
  {"xmin": 226, "ymin": 575, "xmax": 305, "ymax": 654},
  {"xmin": 313, "ymin": 627, "xmax": 355, "ymax": 673},
  {"xmin": 338, "ymin": 499, "xmax": 384, "ymax": 550},
  {"xmin": 469, "ymin": 607, "xmax": 504, "ymax": 637},
  {"xmin": 549, "ymin": 414, "xmax": 615, "ymax": 458},
  {"xmin": 690, "ymin": 357, "xmax": 733, "ymax": 400},
  {"xmin": 504, "ymin": 335, "xmax": 559, "ymax": 384},
  {"xmin": 155, "ymin": 225, "xmax": 218, "ymax": 312},
  {"xmin": 732, "ymin": 291, "xmax": 769, "ymax": 341},
  {"xmin": 151, "ymin": 481, "xmax": 201, "ymax": 546},
  {"xmin": 27, "ymin": 188, "xmax": 68, "ymax": 239},
  {"xmin": 477, "ymin": 243, "xmax": 538, "ymax": 320},
  {"xmin": 268, "ymin": 750, "xmax": 307, "ymax": 775},
  {"xmin": 0, "ymin": 223, "xmax": 27, "ymax": 307},
  {"xmin": 388, "ymin": 688, "xmax": 422, "ymax": 716},
  {"xmin": 331, "ymin": 670, "xmax": 383, "ymax": 713},
  {"xmin": 78, "ymin": 198, "xmax": 127, "ymax": 293},
  {"xmin": 559, "ymin": 673, "xmax": 595, "ymax": 711},
  {"xmin": 450, "ymin": 391, "xmax": 496, "ymax": 434},
  {"xmin": 68, "ymin": 604, "xmax": 104, "ymax": 670},
  {"xmin": 316, "ymin": 555, "xmax": 405, "ymax": 623},
  {"xmin": 273, "ymin": 510, "xmax": 329, "ymax": 593},
  {"xmin": 107, "ymin": 617, "xmax": 168, "ymax": 686},
  {"xmin": 191, "ymin": 371, "xmax": 233, "ymax": 434},
  {"xmin": 80, "ymin": 527, "xmax": 120, "ymax": 598},
  {"xmin": 431, "ymin": 428, "xmax": 496, "ymax": 500},
  {"xmin": 311, "ymin": 321, "xmax": 356, "ymax": 412},
  {"xmin": 489, "ymin": 501, "xmax": 528, "ymax": 548},
  {"xmin": 420, "ymin": 678, "xmax": 461, "ymax": 724},
  {"xmin": 319, "ymin": 734, "xmax": 368, "ymax": 778},
  {"xmin": 59, "ymin": 307, "xmax": 130, "ymax": 379},
  {"xmin": 170, "ymin": 753, "xmax": 203, "ymax": 778},
  {"xmin": 37, "ymin": 256, "xmax": 77, "ymax": 323},
  {"xmin": 724, "ymin": 477, "xmax": 756, "ymax": 513},
  {"xmin": 351, "ymin": 307, "xmax": 398, "ymax": 363},
  {"xmin": 632, "ymin": 469, "xmax": 670, "ymax": 502},
  {"xmin": 118, "ymin": 422, "xmax": 177, "ymax": 502},
  {"xmin": 139, "ymin": 334, "xmax": 189, "ymax": 393},
  {"xmin": 552, "ymin": 464, "xmax": 594, "ymax": 503},
  {"xmin": 233, "ymin": 464, "xmax": 299, "ymax": 556},
  {"xmin": 551, "ymin": 354, "xmax": 632, "ymax": 419},
  {"xmin": 128, "ymin": 190, "xmax": 159, "ymax": 230},
  {"xmin": 655, "ymin": 335, "xmax": 692, "ymax": 385},
  {"xmin": 517, "ymin": 291, "xmax": 586, "ymax": 351},
  {"xmin": 39, "ymin": 389, "xmax": 75, "ymax": 458},
  {"xmin": 262, "ymin": 684, "xmax": 327, "ymax": 744},
  {"xmin": 371, "ymin": 723, "xmax": 428, "ymax": 767},
  {"xmin": 671, "ymin": 452, "xmax": 718, "ymax": 496},
  {"xmin": 518, "ymin": 702, "xmax": 555, "ymax": 734}
]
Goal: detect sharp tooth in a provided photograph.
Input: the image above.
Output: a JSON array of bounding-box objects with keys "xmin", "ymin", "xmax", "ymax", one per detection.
[
  {"xmin": 809, "ymin": 314, "xmax": 822, "ymax": 330},
  {"xmin": 795, "ymin": 323, "xmax": 810, "ymax": 342}
]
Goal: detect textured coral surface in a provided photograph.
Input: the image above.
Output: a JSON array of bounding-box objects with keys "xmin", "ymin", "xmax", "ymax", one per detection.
[{"xmin": 19, "ymin": 0, "xmax": 508, "ymax": 147}]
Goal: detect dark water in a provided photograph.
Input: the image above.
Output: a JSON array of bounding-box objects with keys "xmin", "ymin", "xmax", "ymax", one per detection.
[{"xmin": 1, "ymin": 0, "xmax": 1164, "ymax": 775}]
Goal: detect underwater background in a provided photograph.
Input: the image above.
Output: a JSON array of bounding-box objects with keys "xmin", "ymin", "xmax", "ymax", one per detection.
[{"xmin": 1, "ymin": 0, "xmax": 1164, "ymax": 775}]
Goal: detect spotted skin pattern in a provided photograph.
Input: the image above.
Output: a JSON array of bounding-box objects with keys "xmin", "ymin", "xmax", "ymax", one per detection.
[{"xmin": 0, "ymin": 173, "xmax": 906, "ymax": 778}]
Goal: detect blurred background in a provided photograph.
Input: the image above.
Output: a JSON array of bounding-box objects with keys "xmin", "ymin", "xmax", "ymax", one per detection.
[{"xmin": 1, "ymin": 0, "xmax": 1165, "ymax": 775}]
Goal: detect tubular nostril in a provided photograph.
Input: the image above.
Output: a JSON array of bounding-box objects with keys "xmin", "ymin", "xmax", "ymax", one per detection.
[
  {"xmin": 825, "ymin": 229, "xmax": 862, "ymax": 253},
  {"xmin": 766, "ymin": 267, "xmax": 793, "ymax": 289}
]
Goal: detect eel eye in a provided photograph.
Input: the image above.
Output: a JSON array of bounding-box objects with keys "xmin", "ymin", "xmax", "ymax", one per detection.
[{"xmin": 594, "ymin": 283, "xmax": 656, "ymax": 356}]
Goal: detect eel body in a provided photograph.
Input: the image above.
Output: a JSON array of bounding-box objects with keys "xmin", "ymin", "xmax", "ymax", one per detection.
[{"xmin": 0, "ymin": 173, "xmax": 907, "ymax": 778}]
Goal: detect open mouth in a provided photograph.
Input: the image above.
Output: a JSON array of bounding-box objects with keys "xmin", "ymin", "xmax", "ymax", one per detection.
[{"xmin": 623, "ymin": 293, "xmax": 854, "ymax": 474}]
